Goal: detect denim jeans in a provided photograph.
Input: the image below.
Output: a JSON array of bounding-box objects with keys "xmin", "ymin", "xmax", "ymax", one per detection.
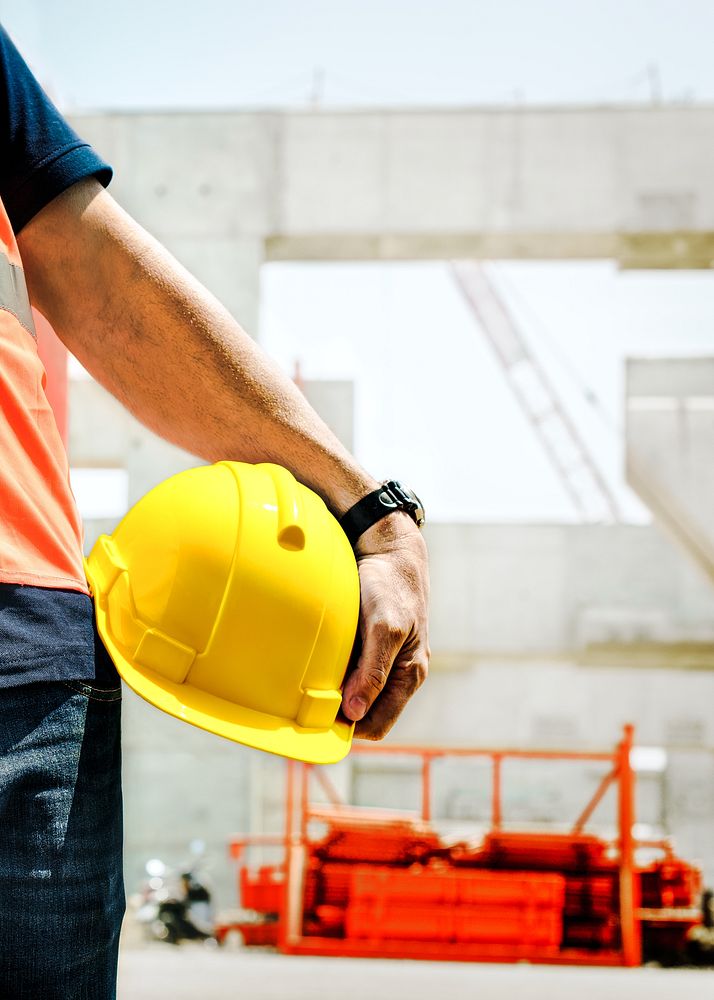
[{"xmin": 0, "ymin": 675, "xmax": 124, "ymax": 999}]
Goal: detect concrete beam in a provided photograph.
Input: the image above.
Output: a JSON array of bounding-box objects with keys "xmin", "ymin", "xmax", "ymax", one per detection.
[
  {"xmin": 71, "ymin": 106, "xmax": 714, "ymax": 274},
  {"xmin": 626, "ymin": 358, "xmax": 714, "ymax": 584}
]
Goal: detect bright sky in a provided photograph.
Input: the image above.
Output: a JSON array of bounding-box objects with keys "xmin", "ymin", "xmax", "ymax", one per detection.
[
  {"xmin": 3, "ymin": 1, "xmax": 713, "ymax": 523},
  {"xmin": 3, "ymin": 0, "xmax": 714, "ymax": 109}
]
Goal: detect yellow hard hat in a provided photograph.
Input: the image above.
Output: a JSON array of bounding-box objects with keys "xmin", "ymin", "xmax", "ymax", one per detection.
[{"xmin": 85, "ymin": 462, "xmax": 360, "ymax": 764}]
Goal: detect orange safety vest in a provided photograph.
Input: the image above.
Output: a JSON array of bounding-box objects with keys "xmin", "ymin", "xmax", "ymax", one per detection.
[{"xmin": 0, "ymin": 195, "xmax": 88, "ymax": 594}]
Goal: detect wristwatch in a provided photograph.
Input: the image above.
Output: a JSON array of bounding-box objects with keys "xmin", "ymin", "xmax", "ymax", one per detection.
[{"xmin": 339, "ymin": 480, "xmax": 425, "ymax": 546}]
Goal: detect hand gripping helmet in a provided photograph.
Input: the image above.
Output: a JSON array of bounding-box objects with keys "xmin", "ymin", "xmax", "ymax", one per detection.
[{"xmin": 85, "ymin": 462, "xmax": 360, "ymax": 764}]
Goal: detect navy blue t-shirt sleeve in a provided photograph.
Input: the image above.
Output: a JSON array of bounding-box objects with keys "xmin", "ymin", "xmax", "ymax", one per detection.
[{"xmin": 0, "ymin": 25, "xmax": 112, "ymax": 233}]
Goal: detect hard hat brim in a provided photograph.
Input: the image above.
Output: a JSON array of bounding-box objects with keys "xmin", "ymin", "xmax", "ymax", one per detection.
[{"xmin": 93, "ymin": 598, "xmax": 354, "ymax": 765}]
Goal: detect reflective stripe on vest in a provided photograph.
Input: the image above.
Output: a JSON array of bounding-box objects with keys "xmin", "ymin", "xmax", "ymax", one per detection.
[
  {"xmin": 0, "ymin": 195, "xmax": 88, "ymax": 594},
  {"xmin": 0, "ymin": 253, "xmax": 36, "ymax": 337}
]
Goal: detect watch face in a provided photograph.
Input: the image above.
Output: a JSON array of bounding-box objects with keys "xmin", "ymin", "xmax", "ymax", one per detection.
[{"xmin": 388, "ymin": 481, "xmax": 426, "ymax": 528}]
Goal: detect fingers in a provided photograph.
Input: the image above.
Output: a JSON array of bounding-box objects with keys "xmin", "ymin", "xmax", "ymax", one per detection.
[
  {"xmin": 341, "ymin": 617, "xmax": 405, "ymax": 723},
  {"xmin": 339, "ymin": 533, "xmax": 430, "ymax": 743},
  {"xmin": 354, "ymin": 646, "xmax": 429, "ymax": 740}
]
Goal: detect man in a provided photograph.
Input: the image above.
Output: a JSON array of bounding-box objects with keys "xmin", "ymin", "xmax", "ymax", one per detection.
[{"xmin": 0, "ymin": 24, "xmax": 429, "ymax": 1000}]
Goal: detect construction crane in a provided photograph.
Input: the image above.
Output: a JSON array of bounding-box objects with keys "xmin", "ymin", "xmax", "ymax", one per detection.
[{"xmin": 451, "ymin": 261, "xmax": 622, "ymax": 524}]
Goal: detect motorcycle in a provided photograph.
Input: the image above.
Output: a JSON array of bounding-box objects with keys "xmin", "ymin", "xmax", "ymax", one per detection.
[{"xmin": 134, "ymin": 847, "xmax": 215, "ymax": 945}]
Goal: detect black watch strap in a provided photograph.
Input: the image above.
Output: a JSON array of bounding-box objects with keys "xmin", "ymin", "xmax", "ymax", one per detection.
[{"xmin": 339, "ymin": 480, "xmax": 425, "ymax": 546}]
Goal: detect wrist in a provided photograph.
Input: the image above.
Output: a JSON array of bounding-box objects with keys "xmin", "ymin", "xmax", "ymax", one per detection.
[
  {"xmin": 353, "ymin": 509, "xmax": 422, "ymax": 556},
  {"xmin": 327, "ymin": 471, "xmax": 381, "ymax": 519},
  {"xmin": 339, "ymin": 479, "xmax": 426, "ymax": 550}
]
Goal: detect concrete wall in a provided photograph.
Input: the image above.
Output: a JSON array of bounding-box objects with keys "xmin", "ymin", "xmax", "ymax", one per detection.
[
  {"xmin": 428, "ymin": 522, "xmax": 714, "ymax": 660},
  {"xmin": 626, "ymin": 357, "xmax": 714, "ymax": 583},
  {"xmin": 71, "ymin": 106, "xmax": 714, "ymax": 282},
  {"xmin": 61, "ymin": 106, "xmax": 714, "ymax": 905}
]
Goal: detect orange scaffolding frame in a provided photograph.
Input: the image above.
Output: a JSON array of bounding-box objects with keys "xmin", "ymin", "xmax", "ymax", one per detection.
[{"xmin": 230, "ymin": 724, "xmax": 669, "ymax": 966}]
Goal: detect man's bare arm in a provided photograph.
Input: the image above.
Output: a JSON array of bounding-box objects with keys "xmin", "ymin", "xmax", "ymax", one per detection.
[{"xmin": 18, "ymin": 178, "xmax": 429, "ymax": 738}]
